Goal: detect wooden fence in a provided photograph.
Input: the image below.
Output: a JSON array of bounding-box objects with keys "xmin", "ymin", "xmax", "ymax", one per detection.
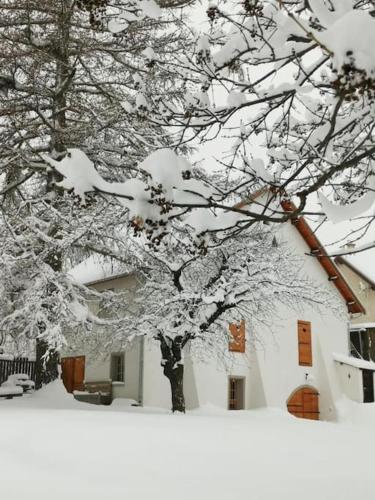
[{"xmin": 0, "ymin": 358, "xmax": 36, "ymax": 385}]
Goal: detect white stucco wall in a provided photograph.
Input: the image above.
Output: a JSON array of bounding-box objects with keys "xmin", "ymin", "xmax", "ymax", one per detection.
[
  {"xmin": 140, "ymin": 340, "xmax": 251, "ymax": 411},
  {"xmin": 141, "ymin": 340, "xmax": 172, "ymax": 409},
  {"xmin": 246, "ymin": 309, "xmax": 347, "ymax": 420},
  {"xmin": 249, "ymin": 220, "xmax": 351, "ymax": 420},
  {"xmin": 62, "ymin": 341, "xmax": 142, "ymax": 402}
]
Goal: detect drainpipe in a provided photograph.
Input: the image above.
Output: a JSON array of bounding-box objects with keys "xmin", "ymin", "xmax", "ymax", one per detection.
[
  {"xmin": 347, "ymin": 320, "xmax": 351, "ymax": 355},
  {"xmin": 138, "ymin": 336, "xmax": 144, "ymax": 405}
]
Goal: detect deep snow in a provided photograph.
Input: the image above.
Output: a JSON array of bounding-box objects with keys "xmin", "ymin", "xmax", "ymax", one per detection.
[{"xmin": 0, "ymin": 381, "xmax": 374, "ymax": 500}]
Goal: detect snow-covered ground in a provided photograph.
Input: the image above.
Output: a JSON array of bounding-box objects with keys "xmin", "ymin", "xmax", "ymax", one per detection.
[{"xmin": 1, "ymin": 382, "xmax": 374, "ymax": 500}]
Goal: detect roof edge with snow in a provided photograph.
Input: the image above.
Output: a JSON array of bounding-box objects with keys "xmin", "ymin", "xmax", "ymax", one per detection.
[{"xmin": 237, "ymin": 192, "xmax": 365, "ymax": 315}]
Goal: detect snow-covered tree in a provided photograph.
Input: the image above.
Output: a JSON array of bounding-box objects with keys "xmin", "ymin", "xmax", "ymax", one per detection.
[
  {"xmin": 0, "ymin": 0, "xmax": 187, "ymax": 374},
  {"xmin": 49, "ymin": 1, "xmax": 375, "ymax": 254},
  {"xmin": 158, "ymin": 0, "xmax": 375, "ymax": 228},
  {"xmin": 100, "ymin": 220, "xmax": 343, "ymax": 413},
  {"xmin": 0, "ymin": 0, "xmax": 371, "ymax": 401}
]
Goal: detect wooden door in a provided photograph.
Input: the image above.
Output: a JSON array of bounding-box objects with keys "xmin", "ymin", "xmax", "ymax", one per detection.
[
  {"xmin": 228, "ymin": 377, "xmax": 245, "ymax": 410},
  {"xmin": 362, "ymin": 370, "xmax": 375, "ymax": 403},
  {"xmin": 287, "ymin": 387, "xmax": 319, "ymax": 420},
  {"xmin": 61, "ymin": 357, "xmax": 74, "ymax": 393},
  {"xmin": 73, "ymin": 356, "xmax": 85, "ymax": 391},
  {"xmin": 61, "ymin": 356, "xmax": 85, "ymax": 393}
]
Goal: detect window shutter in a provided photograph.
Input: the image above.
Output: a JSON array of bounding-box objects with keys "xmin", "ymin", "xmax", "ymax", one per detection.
[
  {"xmin": 298, "ymin": 320, "xmax": 312, "ymax": 366},
  {"xmin": 229, "ymin": 320, "xmax": 246, "ymax": 353}
]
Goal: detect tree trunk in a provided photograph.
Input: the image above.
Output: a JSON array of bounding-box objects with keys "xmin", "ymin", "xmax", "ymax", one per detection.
[
  {"xmin": 35, "ymin": 339, "xmax": 59, "ymax": 390},
  {"xmin": 158, "ymin": 334, "xmax": 187, "ymax": 413},
  {"xmin": 167, "ymin": 364, "xmax": 185, "ymax": 413},
  {"xmin": 34, "ymin": 3, "xmax": 71, "ymax": 389}
]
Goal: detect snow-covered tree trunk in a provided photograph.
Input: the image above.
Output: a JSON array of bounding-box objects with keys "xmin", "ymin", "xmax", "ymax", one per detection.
[
  {"xmin": 35, "ymin": 339, "xmax": 59, "ymax": 390},
  {"xmin": 167, "ymin": 365, "xmax": 185, "ymax": 414},
  {"xmin": 36, "ymin": 3, "xmax": 71, "ymax": 383},
  {"xmin": 158, "ymin": 333, "xmax": 187, "ymax": 413}
]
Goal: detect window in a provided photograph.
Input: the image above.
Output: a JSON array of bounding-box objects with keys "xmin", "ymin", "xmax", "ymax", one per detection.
[
  {"xmin": 298, "ymin": 320, "xmax": 312, "ymax": 366},
  {"xmin": 111, "ymin": 352, "xmax": 125, "ymax": 383},
  {"xmin": 350, "ymin": 328, "xmax": 375, "ymax": 361},
  {"xmin": 229, "ymin": 320, "xmax": 246, "ymax": 353},
  {"xmin": 98, "ymin": 288, "xmax": 115, "ymax": 319}
]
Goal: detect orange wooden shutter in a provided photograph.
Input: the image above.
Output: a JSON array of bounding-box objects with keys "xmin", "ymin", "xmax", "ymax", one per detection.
[
  {"xmin": 298, "ymin": 320, "xmax": 312, "ymax": 366},
  {"xmin": 229, "ymin": 320, "xmax": 246, "ymax": 353}
]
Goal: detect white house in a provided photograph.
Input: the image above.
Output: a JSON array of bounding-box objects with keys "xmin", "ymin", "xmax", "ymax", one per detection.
[{"xmin": 62, "ymin": 202, "xmax": 368, "ymax": 421}]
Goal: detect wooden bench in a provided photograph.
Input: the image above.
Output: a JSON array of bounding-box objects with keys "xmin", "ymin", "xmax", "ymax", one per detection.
[
  {"xmin": 0, "ymin": 386, "xmax": 23, "ymax": 399},
  {"xmin": 73, "ymin": 380, "xmax": 113, "ymax": 405}
]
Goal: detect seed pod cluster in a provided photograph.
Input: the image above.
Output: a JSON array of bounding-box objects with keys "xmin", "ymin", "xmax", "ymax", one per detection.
[
  {"xmin": 332, "ymin": 58, "xmax": 375, "ymax": 102},
  {"xmin": 76, "ymin": 0, "xmax": 108, "ymax": 29},
  {"xmin": 243, "ymin": 0, "xmax": 263, "ymax": 16}
]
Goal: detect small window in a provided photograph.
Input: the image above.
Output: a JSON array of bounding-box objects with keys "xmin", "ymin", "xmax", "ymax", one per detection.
[
  {"xmin": 350, "ymin": 330, "xmax": 362, "ymax": 358},
  {"xmin": 298, "ymin": 320, "xmax": 312, "ymax": 366},
  {"xmin": 350, "ymin": 328, "xmax": 375, "ymax": 361},
  {"xmin": 229, "ymin": 320, "xmax": 246, "ymax": 353},
  {"xmin": 97, "ymin": 288, "xmax": 115, "ymax": 318},
  {"xmin": 111, "ymin": 352, "xmax": 125, "ymax": 383}
]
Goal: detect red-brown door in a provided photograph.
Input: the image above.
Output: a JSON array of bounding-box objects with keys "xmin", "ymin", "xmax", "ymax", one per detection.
[
  {"xmin": 61, "ymin": 356, "xmax": 85, "ymax": 393},
  {"xmin": 287, "ymin": 387, "xmax": 319, "ymax": 420}
]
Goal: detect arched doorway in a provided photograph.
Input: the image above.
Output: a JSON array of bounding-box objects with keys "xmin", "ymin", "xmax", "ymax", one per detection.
[{"xmin": 287, "ymin": 386, "xmax": 319, "ymax": 420}]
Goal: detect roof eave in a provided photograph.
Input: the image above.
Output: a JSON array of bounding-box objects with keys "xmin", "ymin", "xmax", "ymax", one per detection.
[{"xmin": 281, "ymin": 200, "xmax": 366, "ymax": 315}]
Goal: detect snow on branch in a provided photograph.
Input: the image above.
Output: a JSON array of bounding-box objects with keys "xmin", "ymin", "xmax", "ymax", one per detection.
[
  {"xmin": 318, "ymin": 176, "xmax": 375, "ymax": 224},
  {"xmin": 43, "ymin": 148, "xmax": 213, "ymax": 220}
]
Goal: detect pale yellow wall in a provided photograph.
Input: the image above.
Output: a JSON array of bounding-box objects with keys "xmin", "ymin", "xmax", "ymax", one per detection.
[{"xmin": 336, "ymin": 263, "xmax": 375, "ymax": 323}]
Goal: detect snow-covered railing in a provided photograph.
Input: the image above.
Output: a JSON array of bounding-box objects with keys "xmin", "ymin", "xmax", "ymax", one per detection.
[
  {"xmin": 333, "ymin": 353, "xmax": 375, "ymax": 371},
  {"xmin": 0, "ymin": 357, "xmax": 36, "ymax": 386}
]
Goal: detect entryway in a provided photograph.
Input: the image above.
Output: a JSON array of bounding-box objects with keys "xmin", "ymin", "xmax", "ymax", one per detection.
[
  {"xmin": 287, "ymin": 386, "xmax": 319, "ymax": 420},
  {"xmin": 362, "ymin": 369, "xmax": 375, "ymax": 403},
  {"xmin": 61, "ymin": 356, "xmax": 85, "ymax": 393},
  {"xmin": 228, "ymin": 377, "xmax": 245, "ymax": 410}
]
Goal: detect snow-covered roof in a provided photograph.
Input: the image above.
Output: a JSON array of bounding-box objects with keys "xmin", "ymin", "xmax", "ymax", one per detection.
[
  {"xmin": 68, "ymin": 255, "xmax": 133, "ymax": 286},
  {"xmin": 350, "ymin": 323, "xmax": 375, "ymax": 331},
  {"xmin": 281, "ymin": 200, "xmax": 365, "ymax": 315},
  {"xmin": 333, "ymin": 352, "xmax": 375, "ymax": 371}
]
